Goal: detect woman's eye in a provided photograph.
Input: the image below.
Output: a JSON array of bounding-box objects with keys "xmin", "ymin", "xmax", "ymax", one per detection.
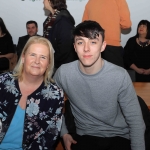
[
  {"xmin": 30, "ymin": 53, "xmax": 35, "ymax": 56},
  {"xmin": 41, "ymin": 56, "xmax": 47, "ymax": 59}
]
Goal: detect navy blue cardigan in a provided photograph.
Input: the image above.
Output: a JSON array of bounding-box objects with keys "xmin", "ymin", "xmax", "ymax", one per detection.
[{"xmin": 0, "ymin": 72, "xmax": 64, "ymax": 149}]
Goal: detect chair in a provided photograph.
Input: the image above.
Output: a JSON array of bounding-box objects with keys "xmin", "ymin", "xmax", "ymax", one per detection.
[
  {"xmin": 127, "ymin": 69, "xmax": 136, "ymax": 82},
  {"xmin": 137, "ymin": 96, "xmax": 150, "ymax": 150},
  {"xmin": 9, "ymin": 53, "xmax": 18, "ymax": 71}
]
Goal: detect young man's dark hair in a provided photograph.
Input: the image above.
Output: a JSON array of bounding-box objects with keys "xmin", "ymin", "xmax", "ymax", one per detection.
[
  {"xmin": 73, "ymin": 20, "xmax": 105, "ymax": 42},
  {"xmin": 26, "ymin": 20, "xmax": 38, "ymax": 28}
]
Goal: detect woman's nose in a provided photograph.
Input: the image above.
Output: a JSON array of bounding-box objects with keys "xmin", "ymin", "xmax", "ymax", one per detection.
[{"xmin": 35, "ymin": 56, "xmax": 40, "ymax": 64}]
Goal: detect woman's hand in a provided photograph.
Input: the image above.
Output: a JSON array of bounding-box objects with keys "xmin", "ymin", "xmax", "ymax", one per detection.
[
  {"xmin": 63, "ymin": 134, "xmax": 77, "ymax": 150},
  {"xmin": 130, "ymin": 64, "xmax": 145, "ymax": 74},
  {"xmin": 135, "ymin": 68, "xmax": 145, "ymax": 74},
  {"xmin": 143, "ymin": 69, "xmax": 150, "ymax": 75}
]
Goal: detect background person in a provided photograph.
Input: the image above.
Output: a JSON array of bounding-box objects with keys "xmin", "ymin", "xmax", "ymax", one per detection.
[
  {"xmin": 0, "ymin": 17, "xmax": 15, "ymax": 73},
  {"xmin": 54, "ymin": 21, "xmax": 145, "ymax": 150},
  {"xmin": 82, "ymin": 0, "xmax": 131, "ymax": 67},
  {"xmin": 0, "ymin": 36, "xmax": 64, "ymax": 149},
  {"xmin": 17, "ymin": 20, "xmax": 40, "ymax": 60},
  {"xmin": 124, "ymin": 20, "xmax": 150, "ymax": 82},
  {"xmin": 43, "ymin": 0, "xmax": 78, "ymax": 70}
]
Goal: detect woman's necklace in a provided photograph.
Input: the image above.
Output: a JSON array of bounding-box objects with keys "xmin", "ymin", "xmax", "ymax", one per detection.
[{"xmin": 138, "ymin": 38, "xmax": 149, "ymax": 47}]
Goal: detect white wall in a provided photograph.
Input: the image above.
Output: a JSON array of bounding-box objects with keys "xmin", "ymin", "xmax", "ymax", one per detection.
[{"xmin": 0, "ymin": 0, "xmax": 150, "ymax": 47}]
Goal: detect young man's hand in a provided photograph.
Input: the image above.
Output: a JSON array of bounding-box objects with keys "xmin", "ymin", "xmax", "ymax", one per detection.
[{"xmin": 63, "ymin": 134, "xmax": 77, "ymax": 150}]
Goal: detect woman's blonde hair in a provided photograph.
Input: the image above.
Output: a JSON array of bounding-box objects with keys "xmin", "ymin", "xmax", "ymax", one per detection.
[{"xmin": 13, "ymin": 36, "xmax": 54, "ymax": 84}]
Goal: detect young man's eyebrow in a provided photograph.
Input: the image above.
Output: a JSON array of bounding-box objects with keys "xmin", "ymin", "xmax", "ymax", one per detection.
[
  {"xmin": 90, "ymin": 37, "xmax": 99, "ymax": 41},
  {"xmin": 75, "ymin": 37, "xmax": 83, "ymax": 41},
  {"xmin": 75, "ymin": 36, "xmax": 100, "ymax": 41}
]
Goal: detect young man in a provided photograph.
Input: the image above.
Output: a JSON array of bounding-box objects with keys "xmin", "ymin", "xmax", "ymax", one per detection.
[
  {"xmin": 54, "ymin": 21, "xmax": 145, "ymax": 150},
  {"xmin": 17, "ymin": 20, "xmax": 40, "ymax": 60}
]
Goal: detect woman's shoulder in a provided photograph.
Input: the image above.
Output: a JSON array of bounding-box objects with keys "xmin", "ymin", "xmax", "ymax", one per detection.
[
  {"xmin": 56, "ymin": 9, "xmax": 75, "ymax": 25},
  {"xmin": 0, "ymin": 72, "xmax": 14, "ymax": 83},
  {"xmin": 46, "ymin": 81, "xmax": 63, "ymax": 92},
  {"xmin": 127, "ymin": 36, "xmax": 137, "ymax": 42},
  {"xmin": 41, "ymin": 82, "xmax": 64, "ymax": 101},
  {"xmin": 125, "ymin": 36, "xmax": 137, "ymax": 47},
  {"xmin": 4, "ymin": 32, "xmax": 12, "ymax": 39}
]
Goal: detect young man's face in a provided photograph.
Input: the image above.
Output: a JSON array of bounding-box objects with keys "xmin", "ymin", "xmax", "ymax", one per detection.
[
  {"xmin": 26, "ymin": 23, "xmax": 38, "ymax": 37},
  {"xmin": 74, "ymin": 34, "xmax": 106, "ymax": 68}
]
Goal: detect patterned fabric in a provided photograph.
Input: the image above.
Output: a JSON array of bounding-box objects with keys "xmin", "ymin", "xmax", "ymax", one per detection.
[
  {"xmin": 0, "ymin": 72, "xmax": 64, "ymax": 150},
  {"xmin": 43, "ymin": 10, "xmax": 60, "ymax": 39}
]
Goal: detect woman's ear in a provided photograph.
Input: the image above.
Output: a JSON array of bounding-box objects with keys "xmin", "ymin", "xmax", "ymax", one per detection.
[{"xmin": 21, "ymin": 54, "xmax": 25, "ymax": 64}]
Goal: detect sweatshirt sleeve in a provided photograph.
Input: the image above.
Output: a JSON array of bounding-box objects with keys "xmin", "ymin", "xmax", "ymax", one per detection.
[
  {"xmin": 118, "ymin": 70, "xmax": 145, "ymax": 150},
  {"xmin": 116, "ymin": 0, "xmax": 132, "ymax": 29},
  {"xmin": 60, "ymin": 115, "xmax": 69, "ymax": 137}
]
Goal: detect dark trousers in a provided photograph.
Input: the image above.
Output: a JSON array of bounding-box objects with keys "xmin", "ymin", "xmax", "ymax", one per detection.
[
  {"xmin": 71, "ymin": 134, "xmax": 131, "ymax": 150},
  {"xmin": 101, "ymin": 45, "xmax": 124, "ymax": 68}
]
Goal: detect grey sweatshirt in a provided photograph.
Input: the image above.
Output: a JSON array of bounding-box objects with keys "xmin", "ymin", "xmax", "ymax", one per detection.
[{"xmin": 54, "ymin": 60, "xmax": 145, "ymax": 150}]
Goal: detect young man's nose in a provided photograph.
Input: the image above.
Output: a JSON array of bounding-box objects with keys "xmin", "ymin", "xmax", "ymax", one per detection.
[{"xmin": 84, "ymin": 43, "xmax": 90, "ymax": 52}]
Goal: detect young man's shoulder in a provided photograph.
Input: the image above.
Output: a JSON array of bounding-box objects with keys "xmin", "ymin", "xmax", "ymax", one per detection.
[
  {"xmin": 104, "ymin": 60, "xmax": 124, "ymax": 70},
  {"xmin": 104, "ymin": 60, "xmax": 127, "ymax": 76},
  {"xmin": 55, "ymin": 60, "xmax": 78, "ymax": 78},
  {"xmin": 60, "ymin": 60, "xmax": 78, "ymax": 70}
]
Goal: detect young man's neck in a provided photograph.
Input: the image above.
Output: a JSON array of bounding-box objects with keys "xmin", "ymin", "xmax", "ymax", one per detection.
[{"xmin": 79, "ymin": 58, "xmax": 104, "ymax": 75}]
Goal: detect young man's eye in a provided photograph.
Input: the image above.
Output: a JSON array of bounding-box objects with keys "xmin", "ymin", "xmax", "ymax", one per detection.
[
  {"xmin": 77, "ymin": 42, "xmax": 83, "ymax": 45},
  {"xmin": 91, "ymin": 41, "xmax": 96, "ymax": 44}
]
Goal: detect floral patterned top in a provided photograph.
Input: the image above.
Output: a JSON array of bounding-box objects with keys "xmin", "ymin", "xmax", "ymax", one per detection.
[{"xmin": 0, "ymin": 72, "xmax": 64, "ymax": 150}]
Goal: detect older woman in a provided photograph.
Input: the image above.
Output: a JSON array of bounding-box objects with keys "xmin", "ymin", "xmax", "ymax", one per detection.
[
  {"xmin": 0, "ymin": 36, "xmax": 64, "ymax": 149},
  {"xmin": 124, "ymin": 20, "xmax": 150, "ymax": 82},
  {"xmin": 43, "ymin": 0, "xmax": 77, "ymax": 70},
  {"xmin": 0, "ymin": 17, "xmax": 15, "ymax": 72}
]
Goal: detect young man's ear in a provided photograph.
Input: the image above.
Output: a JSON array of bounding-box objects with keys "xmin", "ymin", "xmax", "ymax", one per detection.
[
  {"xmin": 100, "ymin": 41, "xmax": 106, "ymax": 53},
  {"xmin": 74, "ymin": 43, "xmax": 77, "ymax": 52}
]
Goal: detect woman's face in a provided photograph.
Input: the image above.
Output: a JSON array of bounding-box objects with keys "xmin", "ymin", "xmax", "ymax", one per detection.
[
  {"xmin": 138, "ymin": 24, "xmax": 147, "ymax": 36},
  {"xmin": 22, "ymin": 43, "xmax": 50, "ymax": 78},
  {"xmin": 43, "ymin": 0, "xmax": 53, "ymax": 10}
]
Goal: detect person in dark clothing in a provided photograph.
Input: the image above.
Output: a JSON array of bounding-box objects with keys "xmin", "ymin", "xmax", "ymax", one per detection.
[
  {"xmin": 43, "ymin": 0, "xmax": 78, "ymax": 70},
  {"xmin": 124, "ymin": 20, "xmax": 150, "ymax": 82},
  {"xmin": 17, "ymin": 20, "xmax": 40, "ymax": 60},
  {"xmin": 0, "ymin": 17, "xmax": 14, "ymax": 73}
]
